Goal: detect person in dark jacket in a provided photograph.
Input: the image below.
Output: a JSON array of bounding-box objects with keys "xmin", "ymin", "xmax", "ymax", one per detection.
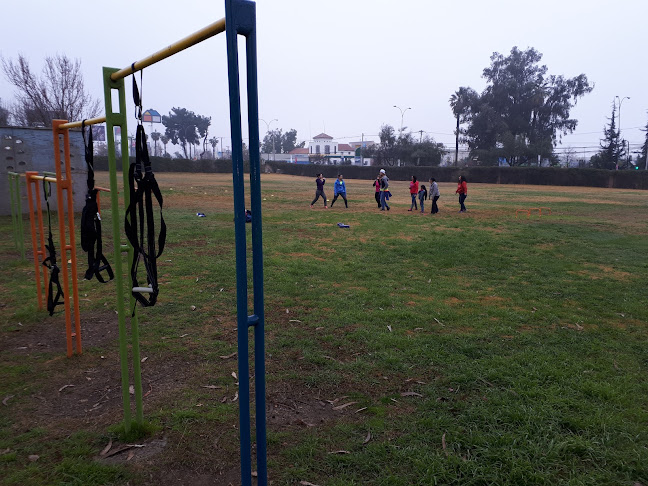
[
  {"xmin": 310, "ymin": 173, "xmax": 328, "ymax": 209},
  {"xmin": 372, "ymin": 175, "xmax": 382, "ymax": 209}
]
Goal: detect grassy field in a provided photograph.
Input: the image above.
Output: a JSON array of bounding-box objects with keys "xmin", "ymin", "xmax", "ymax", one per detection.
[{"xmin": 1, "ymin": 173, "xmax": 647, "ymax": 486}]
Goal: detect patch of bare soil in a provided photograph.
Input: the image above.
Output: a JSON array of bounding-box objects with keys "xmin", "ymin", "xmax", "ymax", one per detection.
[{"xmin": 0, "ymin": 309, "xmax": 118, "ymax": 354}]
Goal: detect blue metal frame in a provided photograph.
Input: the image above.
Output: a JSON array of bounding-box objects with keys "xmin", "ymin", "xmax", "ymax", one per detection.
[{"xmin": 225, "ymin": 1, "xmax": 267, "ymax": 485}]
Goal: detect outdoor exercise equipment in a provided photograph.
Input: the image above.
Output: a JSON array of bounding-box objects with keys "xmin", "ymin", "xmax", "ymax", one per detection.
[
  {"xmin": 7, "ymin": 171, "xmax": 26, "ymax": 260},
  {"xmin": 80, "ymin": 120, "xmax": 114, "ymax": 283},
  {"xmin": 41, "ymin": 179, "xmax": 64, "ymax": 315},
  {"xmin": 100, "ymin": 2, "xmax": 266, "ymax": 484},
  {"xmin": 24, "ymin": 164, "xmax": 82, "ymax": 357},
  {"xmin": 124, "ymin": 76, "xmax": 166, "ymax": 309}
]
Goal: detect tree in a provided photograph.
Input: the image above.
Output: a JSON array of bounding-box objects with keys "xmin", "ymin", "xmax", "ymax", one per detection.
[
  {"xmin": 261, "ymin": 128, "xmax": 282, "ymax": 154},
  {"xmin": 591, "ymin": 102, "xmax": 626, "ymax": 170},
  {"xmin": 209, "ymin": 137, "xmax": 218, "ymax": 159},
  {"xmin": 162, "ymin": 107, "xmax": 211, "ymax": 159},
  {"xmin": 160, "ymin": 135, "xmax": 169, "ymax": 157},
  {"xmin": 449, "ymin": 87, "xmax": 478, "ymax": 165},
  {"xmin": 638, "ymin": 115, "xmax": 648, "ymax": 170},
  {"xmin": 150, "ymin": 131, "xmax": 161, "ymax": 156},
  {"xmin": 280, "ymin": 128, "xmax": 301, "ymax": 154},
  {"xmin": 457, "ymin": 47, "xmax": 592, "ymax": 166},
  {"xmin": 364, "ymin": 124, "xmax": 445, "ymax": 167},
  {"xmin": 0, "ymin": 98, "xmax": 9, "ymax": 126},
  {"xmin": 1, "ymin": 54, "xmax": 100, "ymax": 127}
]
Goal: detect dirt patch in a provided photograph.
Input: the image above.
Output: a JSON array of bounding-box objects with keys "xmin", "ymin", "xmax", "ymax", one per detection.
[
  {"xmin": 433, "ymin": 226, "xmax": 463, "ymax": 232},
  {"xmin": 444, "ymin": 297, "xmax": 462, "ymax": 305},
  {"xmin": 593, "ymin": 264, "xmax": 632, "ymax": 281},
  {"xmin": 0, "ymin": 309, "xmax": 119, "ymax": 355}
]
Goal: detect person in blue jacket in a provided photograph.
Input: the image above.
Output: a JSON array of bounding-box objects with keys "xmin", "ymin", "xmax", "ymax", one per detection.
[{"xmin": 330, "ymin": 174, "xmax": 348, "ymax": 208}]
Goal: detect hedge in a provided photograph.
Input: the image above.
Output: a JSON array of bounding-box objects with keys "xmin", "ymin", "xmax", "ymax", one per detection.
[{"xmin": 93, "ymin": 156, "xmax": 648, "ymax": 190}]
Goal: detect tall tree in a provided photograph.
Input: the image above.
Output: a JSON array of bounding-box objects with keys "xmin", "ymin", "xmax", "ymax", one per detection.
[
  {"xmin": 0, "ymin": 98, "xmax": 9, "ymax": 126},
  {"xmin": 280, "ymin": 128, "xmax": 302, "ymax": 153},
  {"xmin": 150, "ymin": 131, "xmax": 160, "ymax": 156},
  {"xmin": 449, "ymin": 87, "xmax": 478, "ymax": 165},
  {"xmin": 1, "ymin": 54, "xmax": 100, "ymax": 126},
  {"xmin": 591, "ymin": 102, "xmax": 626, "ymax": 170},
  {"xmin": 160, "ymin": 135, "xmax": 169, "ymax": 156},
  {"xmin": 162, "ymin": 107, "xmax": 211, "ymax": 159},
  {"xmin": 638, "ymin": 115, "xmax": 648, "ymax": 170},
  {"xmin": 364, "ymin": 124, "xmax": 445, "ymax": 166},
  {"xmin": 457, "ymin": 47, "xmax": 592, "ymax": 166},
  {"xmin": 261, "ymin": 128, "xmax": 282, "ymax": 154},
  {"xmin": 209, "ymin": 137, "xmax": 218, "ymax": 159}
]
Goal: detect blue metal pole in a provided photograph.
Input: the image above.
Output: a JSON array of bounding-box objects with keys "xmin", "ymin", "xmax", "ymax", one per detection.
[
  {"xmin": 245, "ymin": 18, "xmax": 268, "ymax": 486},
  {"xmin": 225, "ymin": 1, "xmax": 252, "ymax": 484}
]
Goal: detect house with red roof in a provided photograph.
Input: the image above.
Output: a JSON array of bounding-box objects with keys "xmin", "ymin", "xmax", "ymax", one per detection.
[{"xmin": 305, "ymin": 133, "xmax": 373, "ymax": 165}]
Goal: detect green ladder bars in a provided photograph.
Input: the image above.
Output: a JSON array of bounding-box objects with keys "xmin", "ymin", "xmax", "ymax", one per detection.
[{"xmin": 7, "ymin": 172, "xmax": 26, "ymax": 260}]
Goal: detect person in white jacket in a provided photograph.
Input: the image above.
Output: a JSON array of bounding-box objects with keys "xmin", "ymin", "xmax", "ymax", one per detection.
[{"xmin": 429, "ymin": 178, "xmax": 440, "ymax": 214}]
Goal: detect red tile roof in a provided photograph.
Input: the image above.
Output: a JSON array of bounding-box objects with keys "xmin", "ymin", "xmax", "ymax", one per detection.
[
  {"xmin": 313, "ymin": 133, "xmax": 333, "ymax": 140},
  {"xmin": 338, "ymin": 144, "xmax": 353, "ymax": 151},
  {"xmin": 289, "ymin": 148, "xmax": 309, "ymax": 154}
]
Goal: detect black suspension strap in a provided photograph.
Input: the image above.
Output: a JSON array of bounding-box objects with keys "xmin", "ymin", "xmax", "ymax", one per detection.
[
  {"xmin": 41, "ymin": 179, "xmax": 64, "ymax": 316},
  {"xmin": 124, "ymin": 69, "xmax": 166, "ymax": 309},
  {"xmin": 80, "ymin": 120, "xmax": 114, "ymax": 283}
]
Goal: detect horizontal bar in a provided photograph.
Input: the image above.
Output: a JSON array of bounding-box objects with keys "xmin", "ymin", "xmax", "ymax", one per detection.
[
  {"xmin": 95, "ymin": 186, "xmax": 112, "ymax": 192},
  {"xmin": 7, "ymin": 172, "xmax": 19, "ymax": 177},
  {"xmin": 58, "ymin": 116, "xmax": 107, "ymax": 130},
  {"xmin": 110, "ymin": 18, "xmax": 226, "ymax": 81},
  {"xmin": 132, "ymin": 286, "xmax": 154, "ymax": 294},
  {"xmin": 28, "ymin": 175, "xmax": 58, "ymax": 183}
]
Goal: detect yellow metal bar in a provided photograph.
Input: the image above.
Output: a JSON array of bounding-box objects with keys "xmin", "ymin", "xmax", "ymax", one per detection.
[
  {"xmin": 30, "ymin": 176, "xmax": 58, "ymax": 183},
  {"xmin": 58, "ymin": 116, "xmax": 107, "ymax": 130},
  {"xmin": 110, "ymin": 18, "xmax": 226, "ymax": 81}
]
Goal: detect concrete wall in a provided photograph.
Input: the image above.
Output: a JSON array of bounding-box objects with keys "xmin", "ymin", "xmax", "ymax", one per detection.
[{"xmin": 0, "ymin": 126, "xmax": 87, "ymax": 216}]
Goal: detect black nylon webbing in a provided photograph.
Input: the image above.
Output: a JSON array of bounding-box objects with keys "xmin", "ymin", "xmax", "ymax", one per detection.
[
  {"xmin": 124, "ymin": 71, "xmax": 166, "ymax": 310},
  {"xmin": 41, "ymin": 180, "xmax": 64, "ymax": 316},
  {"xmin": 80, "ymin": 121, "xmax": 114, "ymax": 283}
]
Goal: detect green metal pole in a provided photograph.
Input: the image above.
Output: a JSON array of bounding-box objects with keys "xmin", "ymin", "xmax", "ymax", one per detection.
[
  {"xmin": 102, "ymin": 67, "xmax": 136, "ymax": 432},
  {"xmin": 15, "ymin": 176, "xmax": 25, "ymax": 261},
  {"xmin": 8, "ymin": 173, "xmax": 26, "ymax": 261}
]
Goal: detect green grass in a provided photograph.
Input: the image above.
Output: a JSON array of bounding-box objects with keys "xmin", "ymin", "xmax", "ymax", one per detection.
[{"xmin": 1, "ymin": 174, "xmax": 647, "ymax": 485}]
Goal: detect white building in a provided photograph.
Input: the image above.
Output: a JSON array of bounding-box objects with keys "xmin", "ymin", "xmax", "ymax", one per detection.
[{"xmin": 306, "ymin": 133, "xmax": 373, "ymax": 165}]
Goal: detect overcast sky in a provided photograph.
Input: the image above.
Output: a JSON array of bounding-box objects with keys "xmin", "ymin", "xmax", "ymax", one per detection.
[{"xmin": 1, "ymin": 0, "xmax": 646, "ymax": 158}]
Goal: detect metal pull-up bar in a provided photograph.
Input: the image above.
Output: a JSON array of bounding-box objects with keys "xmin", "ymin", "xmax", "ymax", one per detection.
[
  {"xmin": 57, "ymin": 116, "xmax": 107, "ymax": 130},
  {"xmin": 110, "ymin": 18, "xmax": 226, "ymax": 81}
]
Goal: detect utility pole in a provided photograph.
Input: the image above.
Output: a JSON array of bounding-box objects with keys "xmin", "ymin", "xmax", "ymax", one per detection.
[
  {"xmin": 418, "ymin": 130, "xmax": 423, "ymax": 143},
  {"xmin": 360, "ymin": 133, "xmax": 364, "ymax": 166},
  {"xmin": 417, "ymin": 130, "xmax": 424, "ymax": 166},
  {"xmin": 455, "ymin": 114, "xmax": 459, "ymax": 166}
]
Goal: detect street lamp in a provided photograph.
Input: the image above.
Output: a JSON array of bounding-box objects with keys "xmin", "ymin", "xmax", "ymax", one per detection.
[
  {"xmin": 260, "ymin": 118, "xmax": 278, "ymax": 161},
  {"xmin": 393, "ymin": 105, "xmax": 412, "ymax": 135},
  {"xmin": 615, "ymin": 95, "xmax": 630, "ymax": 170}
]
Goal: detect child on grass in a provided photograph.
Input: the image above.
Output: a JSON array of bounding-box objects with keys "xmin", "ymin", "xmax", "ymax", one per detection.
[{"xmin": 418, "ymin": 184, "xmax": 427, "ymax": 213}]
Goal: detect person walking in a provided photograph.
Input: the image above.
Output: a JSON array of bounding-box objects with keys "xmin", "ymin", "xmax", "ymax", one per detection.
[
  {"xmin": 408, "ymin": 176, "xmax": 419, "ymax": 211},
  {"xmin": 430, "ymin": 177, "xmax": 440, "ymax": 214},
  {"xmin": 418, "ymin": 184, "xmax": 427, "ymax": 213},
  {"xmin": 379, "ymin": 169, "xmax": 390, "ymax": 211},
  {"xmin": 455, "ymin": 175, "xmax": 468, "ymax": 212},
  {"xmin": 310, "ymin": 173, "xmax": 328, "ymax": 209},
  {"xmin": 331, "ymin": 174, "xmax": 348, "ymax": 208},
  {"xmin": 372, "ymin": 175, "xmax": 381, "ymax": 209}
]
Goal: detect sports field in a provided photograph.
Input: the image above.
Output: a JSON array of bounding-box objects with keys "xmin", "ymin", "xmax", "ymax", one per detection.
[{"xmin": 1, "ymin": 173, "xmax": 647, "ymax": 485}]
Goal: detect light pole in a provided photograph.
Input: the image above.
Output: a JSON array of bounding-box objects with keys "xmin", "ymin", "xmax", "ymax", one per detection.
[
  {"xmin": 260, "ymin": 118, "xmax": 278, "ymax": 161},
  {"xmin": 393, "ymin": 105, "xmax": 411, "ymax": 136},
  {"xmin": 615, "ymin": 96, "xmax": 630, "ymax": 170}
]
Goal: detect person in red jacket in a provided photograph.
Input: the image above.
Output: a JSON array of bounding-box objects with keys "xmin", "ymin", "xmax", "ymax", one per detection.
[
  {"xmin": 408, "ymin": 175, "xmax": 419, "ymax": 211},
  {"xmin": 455, "ymin": 175, "xmax": 468, "ymax": 212}
]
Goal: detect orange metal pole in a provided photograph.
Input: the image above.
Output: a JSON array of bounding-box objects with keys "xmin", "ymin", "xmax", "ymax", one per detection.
[
  {"xmin": 25, "ymin": 172, "xmax": 44, "ymax": 310},
  {"xmin": 52, "ymin": 121, "xmax": 83, "ymax": 357},
  {"xmin": 60, "ymin": 122, "xmax": 82, "ymax": 355}
]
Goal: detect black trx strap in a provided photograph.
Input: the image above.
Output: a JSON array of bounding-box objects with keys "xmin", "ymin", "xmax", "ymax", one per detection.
[
  {"xmin": 41, "ymin": 180, "xmax": 64, "ymax": 316},
  {"xmin": 124, "ymin": 69, "xmax": 166, "ymax": 309},
  {"xmin": 80, "ymin": 120, "xmax": 114, "ymax": 283}
]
